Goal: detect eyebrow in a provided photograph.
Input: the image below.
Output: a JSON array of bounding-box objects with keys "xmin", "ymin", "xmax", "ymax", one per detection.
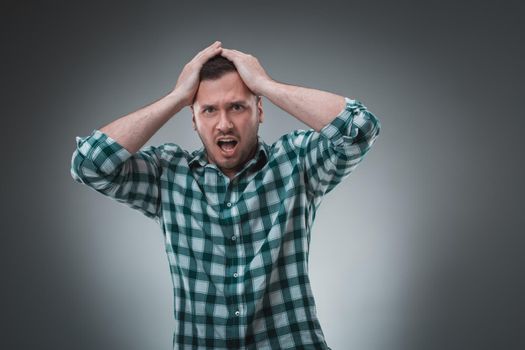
[{"xmin": 200, "ymin": 100, "xmax": 249, "ymax": 110}]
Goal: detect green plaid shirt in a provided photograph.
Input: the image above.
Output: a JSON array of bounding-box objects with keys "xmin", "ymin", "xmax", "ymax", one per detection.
[{"xmin": 70, "ymin": 97, "xmax": 381, "ymax": 349}]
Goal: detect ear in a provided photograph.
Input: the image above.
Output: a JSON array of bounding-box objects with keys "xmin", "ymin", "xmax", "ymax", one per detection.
[
  {"xmin": 256, "ymin": 96, "xmax": 264, "ymax": 124},
  {"xmin": 190, "ymin": 105, "xmax": 197, "ymax": 130}
]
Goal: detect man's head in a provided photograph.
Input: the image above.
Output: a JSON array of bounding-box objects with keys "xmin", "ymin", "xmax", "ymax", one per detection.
[{"xmin": 191, "ymin": 55, "xmax": 264, "ymax": 178}]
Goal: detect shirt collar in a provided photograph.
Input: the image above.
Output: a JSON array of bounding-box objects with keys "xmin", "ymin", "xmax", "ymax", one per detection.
[{"xmin": 188, "ymin": 137, "xmax": 269, "ymax": 171}]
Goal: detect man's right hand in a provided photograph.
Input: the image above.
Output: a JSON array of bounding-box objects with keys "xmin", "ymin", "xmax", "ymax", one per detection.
[{"xmin": 172, "ymin": 41, "xmax": 223, "ymax": 107}]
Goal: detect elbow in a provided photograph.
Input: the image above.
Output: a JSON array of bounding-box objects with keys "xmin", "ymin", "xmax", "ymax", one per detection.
[
  {"xmin": 70, "ymin": 150, "xmax": 87, "ymax": 184},
  {"xmin": 69, "ymin": 148, "xmax": 121, "ymax": 191},
  {"xmin": 356, "ymin": 110, "xmax": 381, "ymax": 146}
]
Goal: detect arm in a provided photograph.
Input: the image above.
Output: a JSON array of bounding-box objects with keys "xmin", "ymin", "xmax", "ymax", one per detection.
[
  {"xmin": 219, "ymin": 48, "xmax": 346, "ymax": 131},
  {"xmin": 220, "ymin": 48, "xmax": 381, "ymax": 198},
  {"xmin": 71, "ymin": 41, "xmax": 224, "ymax": 219},
  {"xmin": 99, "ymin": 41, "xmax": 224, "ymax": 153},
  {"xmin": 71, "ymin": 132, "xmax": 165, "ymax": 219},
  {"xmin": 294, "ymin": 97, "xmax": 381, "ymax": 198},
  {"xmin": 258, "ymin": 80, "xmax": 346, "ymax": 132},
  {"xmin": 98, "ymin": 92, "xmax": 184, "ymax": 154}
]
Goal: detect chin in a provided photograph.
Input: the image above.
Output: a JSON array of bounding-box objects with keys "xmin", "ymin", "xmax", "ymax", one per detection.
[{"xmin": 218, "ymin": 159, "xmax": 240, "ymax": 171}]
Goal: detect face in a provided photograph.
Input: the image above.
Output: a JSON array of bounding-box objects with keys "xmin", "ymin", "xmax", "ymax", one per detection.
[{"xmin": 191, "ymin": 71, "xmax": 264, "ymax": 178}]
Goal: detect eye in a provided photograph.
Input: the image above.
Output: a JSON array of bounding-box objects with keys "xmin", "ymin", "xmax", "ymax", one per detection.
[
  {"xmin": 203, "ymin": 107, "xmax": 215, "ymax": 113},
  {"xmin": 232, "ymin": 104, "xmax": 244, "ymax": 111}
]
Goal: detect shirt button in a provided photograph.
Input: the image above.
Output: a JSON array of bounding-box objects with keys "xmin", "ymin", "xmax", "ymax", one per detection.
[
  {"xmin": 226, "ymin": 202, "xmax": 232, "ymax": 207},
  {"xmin": 231, "ymin": 235, "xmax": 237, "ymax": 241},
  {"xmin": 233, "ymin": 272, "xmax": 238, "ymax": 278},
  {"xmin": 234, "ymin": 310, "xmax": 240, "ymax": 317}
]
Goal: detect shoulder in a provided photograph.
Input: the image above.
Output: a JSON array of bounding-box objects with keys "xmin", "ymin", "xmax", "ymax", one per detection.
[
  {"xmin": 138, "ymin": 142, "xmax": 193, "ymax": 167},
  {"xmin": 269, "ymin": 128, "xmax": 320, "ymax": 157}
]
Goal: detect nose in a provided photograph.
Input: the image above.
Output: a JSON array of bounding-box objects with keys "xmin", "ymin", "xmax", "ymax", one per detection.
[{"xmin": 216, "ymin": 110, "xmax": 233, "ymax": 132}]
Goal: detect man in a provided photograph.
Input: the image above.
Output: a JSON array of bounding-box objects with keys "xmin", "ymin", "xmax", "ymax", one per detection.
[{"xmin": 71, "ymin": 40, "xmax": 381, "ymax": 349}]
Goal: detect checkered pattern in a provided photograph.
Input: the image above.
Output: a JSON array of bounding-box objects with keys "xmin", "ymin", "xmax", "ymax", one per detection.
[{"xmin": 70, "ymin": 97, "xmax": 381, "ymax": 349}]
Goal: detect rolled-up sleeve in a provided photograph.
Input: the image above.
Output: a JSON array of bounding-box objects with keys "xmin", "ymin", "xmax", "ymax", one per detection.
[
  {"xmin": 298, "ymin": 97, "xmax": 381, "ymax": 200},
  {"xmin": 70, "ymin": 129, "xmax": 162, "ymax": 220}
]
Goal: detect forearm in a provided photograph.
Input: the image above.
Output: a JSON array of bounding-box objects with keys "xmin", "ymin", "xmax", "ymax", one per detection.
[
  {"xmin": 99, "ymin": 89, "xmax": 185, "ymax": 154},
  {"xmin": 258, "ymin": 80, "xmax": 346, "ymax": 132}
]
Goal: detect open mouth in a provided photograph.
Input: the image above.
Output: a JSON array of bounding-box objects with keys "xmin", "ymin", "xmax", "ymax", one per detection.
[{"xmin": 217, "ymin": 139, "xmax": 238, "ymax": 154}]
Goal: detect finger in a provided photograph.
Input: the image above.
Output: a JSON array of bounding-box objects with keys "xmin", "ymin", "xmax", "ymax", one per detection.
[
  {"xmin": 193, "ymin": 43, "xmax": 223, "ymax": 64},
  {"xmin": 199, "ymin": 46, "xmax": 222, "ymax": 63},
  {"xmin": 205, "ymin": 40, "xmax": 222, "ymax": 53},
  {"xmin": 227, "ymin": 49, "xmax": 251, "ymax": 60},
  {"xmin": 200, "ymin": 40, "xmax": 222, "ymax": 53},
  {"xmin": 220, "ymin": 48, "xmax": 236, "ymax": 59},
  {"xmin": 200, "ymin": 43, "xmax": 222, "ymax": 59},
  {"xmin": 193, "ymin": 41, "xmax": 222, "ymax": 59},
  {"xmin": 230, "ymin": 49, "xmax": 247, "ymax": 56}
]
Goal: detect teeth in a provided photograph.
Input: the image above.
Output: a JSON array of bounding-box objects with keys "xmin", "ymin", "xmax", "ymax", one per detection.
[
  {"xmin": 217, "ymin": 138, "xmax": 237, "ymax": 145},
  {"xmin": 217, "ymin": 138, "xmax": 237, "ymax": 152}
]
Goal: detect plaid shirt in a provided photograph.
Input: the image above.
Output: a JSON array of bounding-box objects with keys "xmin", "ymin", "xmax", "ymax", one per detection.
[{"xmin": 70, "ymin": 97, "xmax": 381, "ymax": 349}]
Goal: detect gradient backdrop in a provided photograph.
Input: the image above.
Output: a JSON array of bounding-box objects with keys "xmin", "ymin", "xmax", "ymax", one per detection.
[{"xmin": 2, "ymin": 1, "xmax": 524, "ymax": 349}]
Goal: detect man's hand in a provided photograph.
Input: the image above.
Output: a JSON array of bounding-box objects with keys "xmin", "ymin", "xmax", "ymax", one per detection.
[
  {"xmin": 220, "ymin": 48, "xmax": 273, "ymax": 96},
  {"xmin": 172, "ymin": 41, "xmax": 223, "ymax": 106}
]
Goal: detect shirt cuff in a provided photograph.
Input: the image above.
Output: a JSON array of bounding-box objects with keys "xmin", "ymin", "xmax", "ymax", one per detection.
[
  {"xmin": 75, "ymin": 129, "xmax": 133, "ymax": 174},
  {"xmin": 319, "ymin": 97, "xmax": 363, "ymax": 147}
]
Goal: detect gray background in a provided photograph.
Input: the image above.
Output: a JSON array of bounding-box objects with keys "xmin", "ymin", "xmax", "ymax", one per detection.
[{"xmin": 2, "ymin": 0, "xmax": 524, "ymax": 349}]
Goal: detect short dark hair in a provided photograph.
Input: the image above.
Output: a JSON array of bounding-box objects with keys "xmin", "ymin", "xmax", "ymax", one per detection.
[
  {"xmin": 199, "ymin": 55, "xmax": 260, "ymax": 102},
  {"xmin": 199, "ymin": 55, "xmax": 237, "ymax": 81}
]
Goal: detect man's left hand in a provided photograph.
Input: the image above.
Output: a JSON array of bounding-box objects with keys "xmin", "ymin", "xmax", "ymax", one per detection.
[{"xmin": 220, "ymin": 48, "xmax": 273, "ymax": 96}]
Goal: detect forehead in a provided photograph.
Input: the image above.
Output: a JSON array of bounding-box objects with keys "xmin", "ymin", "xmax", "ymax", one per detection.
[{"xmin": 194, "ymin": 72, "xmax": 254, "ymax": 106}]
